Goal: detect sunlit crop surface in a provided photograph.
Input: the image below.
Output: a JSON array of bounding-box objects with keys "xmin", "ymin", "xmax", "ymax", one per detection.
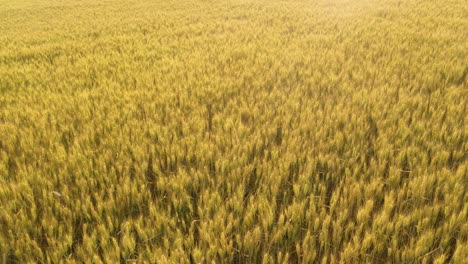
[{"xmin": 0, "ymin": 0, "xmax": 467, "ymax": 262}]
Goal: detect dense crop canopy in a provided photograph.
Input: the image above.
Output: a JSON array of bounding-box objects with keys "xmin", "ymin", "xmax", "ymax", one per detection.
[{"xmin": 0, "ymin": 0, "xmax": 467, "ymax": 263}]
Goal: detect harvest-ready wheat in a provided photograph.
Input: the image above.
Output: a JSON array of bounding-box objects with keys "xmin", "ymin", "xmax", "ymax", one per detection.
[{"xmin": 0, "ymin": 0, "xmax": 467, "ymax": 262}]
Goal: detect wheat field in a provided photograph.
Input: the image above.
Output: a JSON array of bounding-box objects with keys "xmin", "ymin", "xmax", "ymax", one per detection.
[{"xmin": 0, "ymin": 0, "xmax": 467, "ymax": 263}]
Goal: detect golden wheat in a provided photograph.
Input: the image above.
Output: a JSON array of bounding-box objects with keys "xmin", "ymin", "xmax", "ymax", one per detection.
[{"xmin": 0, "ymin": 0, "xmax": 467, "ymax": 263}]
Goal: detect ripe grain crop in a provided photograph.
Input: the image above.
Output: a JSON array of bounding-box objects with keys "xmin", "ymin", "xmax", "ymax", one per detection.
[{"xmin": 0, "ymin": 0, "xmax": 467, "ymax": 263}]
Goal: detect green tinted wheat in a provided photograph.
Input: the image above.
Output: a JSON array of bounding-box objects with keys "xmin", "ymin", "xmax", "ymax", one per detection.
[{"xmin": 0, "ymin": 0, "xmax": 466, "ymax": 262}]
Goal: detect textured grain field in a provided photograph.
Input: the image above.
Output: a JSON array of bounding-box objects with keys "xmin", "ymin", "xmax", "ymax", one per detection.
[{"xmin": 0, "ymin": 0, "xmax": 467, "ymax": 263}]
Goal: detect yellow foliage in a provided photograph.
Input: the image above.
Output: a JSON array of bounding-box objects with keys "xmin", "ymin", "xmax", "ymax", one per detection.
[{"xmin": 0, "ymin": 0, "xmax": 466, "ymax": 262}]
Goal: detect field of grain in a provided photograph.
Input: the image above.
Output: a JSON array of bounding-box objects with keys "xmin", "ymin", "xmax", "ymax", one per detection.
[{"xmin": 0, "ymin": 0, "xmax": 467, "ymax": 263}]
